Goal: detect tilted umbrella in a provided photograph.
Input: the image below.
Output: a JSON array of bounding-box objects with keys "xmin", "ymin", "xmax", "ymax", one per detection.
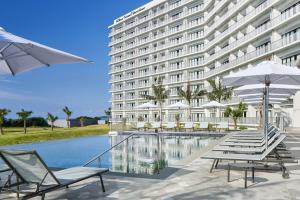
[
  {"xmin": 135, "ymin": 102, "xmax": 158, "ymax": 122},
  {"xmin": 0, "ymin": 27, "xmax": 89, "ymax": 75},
  {"xmin": 224, "ymin": 61, "xmax": 300, "ymax": 149}
]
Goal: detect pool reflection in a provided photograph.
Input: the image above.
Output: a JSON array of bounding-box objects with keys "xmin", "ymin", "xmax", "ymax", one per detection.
[{"xmin": 108, "ymin": 135, "xmax": 217, "ymax": 175}]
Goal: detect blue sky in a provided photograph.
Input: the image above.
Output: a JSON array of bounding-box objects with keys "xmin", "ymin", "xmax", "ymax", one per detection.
[{"xmin": 0, "ymin": 0, "xmax": 149, "ymax": 118}]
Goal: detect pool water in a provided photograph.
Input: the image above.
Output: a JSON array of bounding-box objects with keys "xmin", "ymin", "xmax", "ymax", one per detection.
[{"xmin": 1, "ymin": 134, "xmax": 218, "ymax": 175}]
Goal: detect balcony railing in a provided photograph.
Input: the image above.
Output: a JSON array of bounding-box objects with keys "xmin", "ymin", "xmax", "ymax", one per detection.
[{"xmin": 109, "ymin": 6, "xmax": 298, "ymax": 75}]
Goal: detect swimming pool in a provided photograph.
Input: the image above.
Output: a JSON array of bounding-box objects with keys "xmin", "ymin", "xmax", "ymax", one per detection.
[{"xmin": 1, "ymin": 134, "xmax": 218, "ymax": 175}]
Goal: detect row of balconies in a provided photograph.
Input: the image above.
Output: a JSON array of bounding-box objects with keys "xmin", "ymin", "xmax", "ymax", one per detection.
[
  {"xmin": 110, "ymin": 2, "xmax": 276, "ymax": 64},
  {"xmin": 108, "ymin": 0, "xmax": 230, "ymax": 47},
  {"xmin": 111, "ymin": 96, "xmax": 240, "ymax": 111},
  {"xmin": 110, "ymin": 34, "xmax": 300, "ymax": 90},
  {"xmin": 109, "ymin": 0, "xmax": 208, "ymax": 37},
  {"xmin": 109, "ymin": 0, "xmax": 278, "ymax": 58},
  {"xmin": 109, "ymin": 8, "xmax": 299, "ymax": 76}
]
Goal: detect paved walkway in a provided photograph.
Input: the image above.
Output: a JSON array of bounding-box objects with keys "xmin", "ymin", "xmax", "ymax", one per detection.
[{"xmin": 1, "ymin": 132, "xmax": 300, "ymax": 200}]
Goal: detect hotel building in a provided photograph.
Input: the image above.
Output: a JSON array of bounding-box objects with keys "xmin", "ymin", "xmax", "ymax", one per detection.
[{"xmin": 108, "ymin": 0, "xmax": 300, "ymax": 126}]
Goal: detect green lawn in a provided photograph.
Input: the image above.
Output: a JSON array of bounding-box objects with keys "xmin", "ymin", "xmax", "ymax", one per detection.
[{"xmin": 0, "ymin": 125, "xmax": 109, "ymax": 146}]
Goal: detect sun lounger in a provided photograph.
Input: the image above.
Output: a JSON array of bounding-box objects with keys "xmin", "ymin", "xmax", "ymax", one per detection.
[
  {"xmin": 224, "ymin": 128, "xmax": 279, "ymax": 144},
  {"xmin": 136, "ymin": 122, "xmax": 145, "ymax": 130},
  {"xmin": 220, "ymin": 131, "xmax": 280, "ymax": 147},
  {"xmin": 183, "ymin": 122, "xmax": 194, "ymax": 131},
  {"xmin": 217, "ymin": 122, "xmax": 229, "ymax": 131},
  {"xmin": 151, "ymin": 122, "xmax": 161, "ymax": 130},
  {"xmin": 0, "ymin": 149, "xmax": 108, "ymax": 200},
  {"xmin": 231, "ymin": 126, "xmax": 276, "ymax": 139},
  {"xmin": 165, "ymin": 122, "xmax": 176, "ymax": 131},
  {"xmin": 202, "ymin": 134, "xmax": 286, "ymax": 161},
  {"xmin": 199, "ymin": 122, "xmax": 209, "ymax": 130}
]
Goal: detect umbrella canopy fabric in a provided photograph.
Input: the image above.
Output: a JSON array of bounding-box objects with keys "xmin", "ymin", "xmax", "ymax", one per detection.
[
  {"xmin": 201, "ymin": 101, "xmax": 225, "ymax": 108},
  {"xmin": 244, "ymin": 100, "xmax": 282, "ymax": 105},
  {"xmin": 223, "ymin": 61, "xmax": 300, "ymax": 87},
  {"xmin": 0, "ymin": 27, "xmax": 89, "ymax": 75},
  {"xmin": 243, "ymin": 97, "xmax": 287, "ymax": 101},
  {"xmin": 135, "ymin": 102, "xmax": 158, "ymax": 109},
  {"xmin": 238, "ymin": 93, "xmax": 290, "ymax": 98},
  {"xmin": 234, "ymin": 84, "xmax": 300, "ymax": 95},
  {"xmin": 167, "ymin": 102, "xmax": 189, "ymax": 109}
]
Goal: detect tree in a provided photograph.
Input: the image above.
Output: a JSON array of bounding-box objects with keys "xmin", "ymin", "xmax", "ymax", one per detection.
[
  {"xmin": 79, "ymin": 116, "xmax": 86, "ymax": 127},
  {"xmin": 178, "ymin": 82, "xmax": 205, "ymax": 120},
  {"xmin": 224, "ymin": 102, "xmax": 246, "ymax": 130},
  {"xmin": 47, "ymin": 113, "xmax": 58, "ymax": 131},
  {"xmin": 206, "ymin": 79, "xmax": 232, "ymax": 103},
  {"xmin": 62, "ymin": 106, "xmax": 72, "ymax": 128},
  {"xmin": 141, "ymin": 79, "xmax": 169, "ymax": 129},
  {"xmin": 16, "ymin": 109, "xmax": 32, "ymax": 134},
  {"xmin": 0, "ymin": 109, "xmax": 10, "ymax": 135},
  {"xmin": 104, "ymin": 107, "xmax": 111, "ymax": 124}
]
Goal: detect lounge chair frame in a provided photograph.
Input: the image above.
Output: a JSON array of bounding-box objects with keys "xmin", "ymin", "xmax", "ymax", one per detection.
[{"xmin": 0, "ymin": 150, "xmax": 108, "ymax": 200}]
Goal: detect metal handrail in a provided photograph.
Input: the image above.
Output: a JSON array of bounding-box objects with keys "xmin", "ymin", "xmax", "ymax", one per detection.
[{"xmin": 84, "ymin": 133, "xmax": 136, "ymax": 167}]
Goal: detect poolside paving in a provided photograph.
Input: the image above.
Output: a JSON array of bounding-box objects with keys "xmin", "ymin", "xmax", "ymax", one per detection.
[{"xmin": 1, "ymin": 131, "xmax": 300, "ymax": 200}]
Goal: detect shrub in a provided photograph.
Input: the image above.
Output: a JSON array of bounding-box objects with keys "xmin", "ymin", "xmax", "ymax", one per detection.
[
  {"xmin": 239, "ymin": 125, "xmax": 248, "ymax": 130},
  {"xmin": 4, "ymin": 117, "xmax": 48, "ymax": 127}
]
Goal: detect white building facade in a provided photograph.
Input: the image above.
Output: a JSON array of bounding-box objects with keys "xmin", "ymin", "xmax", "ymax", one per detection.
[{"xmin": 108, "ymin": 0, "xmax": 300, "ymax": 126}]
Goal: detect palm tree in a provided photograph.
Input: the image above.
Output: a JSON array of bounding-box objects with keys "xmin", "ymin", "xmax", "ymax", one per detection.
[
  {"xmin": 62, "ymin": 106, "xmax": 72, "ymax": 128},
  {"xmin": 16, "ymin": 109, "xmax": 32, "ymax": 134},
  {"xmin": 178, "ymin": 82, "xmax": 206, "ymax": 120},
  {"xmin": 0, "ymin": 109, "xmax": 10, "ymax": 135},
  {"xmin": 79, "ymin": 116, "xmax": 85, "ymax": 127},
  {"xmin": 47, "ymin": 113, "xmax": 58, "ymax": 131},
  {"xmin": 141, "ymin": 80, "xmax": 169, "ymax": 129},
  {"xmin": 104, "ymin": 107, "xmax": 111, "ymax": 124},
  {"xmin": 224, "ymin": 102, "xmax": 246, "ymax": 130},
  {"xmin": 206, "ymin": 79, "xmax": 232, "ymax": 103}
]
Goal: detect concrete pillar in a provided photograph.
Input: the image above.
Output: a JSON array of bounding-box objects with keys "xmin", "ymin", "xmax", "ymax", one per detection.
[
  {"xmin": 229, "ymin": 54, "xmax": 237, "ymax": 61},
  {"xmin": 247, "ymin": 24, "xmax": 255, "ymax": 33},
  {"xmin": 228, "ymin": 19, "xmax": 236, "ymax": 27},
  {"xmin": 229, "ymin": 36, "xmax": 236, "ymax": 44},
  {"xmin": 247, "ymin": 44, "xmax": 256, "ymax": 53},
  {"xmin": 237, "ymin": 50, "xmax": 244, "ymax": 57},
  {"xmin": 237, "ymin": 31, "xmax": 244, "ymax": 39},
  {"xmin": 246, "ymin": 5, "xmax": 254, "ymax": 15}
]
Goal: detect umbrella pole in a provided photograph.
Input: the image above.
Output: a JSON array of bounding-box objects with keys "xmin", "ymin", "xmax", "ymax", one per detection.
[{"xmin": 265, "ymin": 82, "xmax": 270, "ymax": 150}]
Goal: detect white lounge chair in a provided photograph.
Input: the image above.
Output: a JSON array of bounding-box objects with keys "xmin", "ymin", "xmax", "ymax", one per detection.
[
  {"xmin": 0, "ymin": 150, "xmax": 108, "ymax": 200},
  {"xmin": 136, "ymin": 122, "xmax": 145, "ymax": 130},
  {"xmin": 183, "ymin": 122, "xmax": 194, "ymax": 131},
  {"xmin": 151, "ymin": 122, "xmax": 161, "ymax": 130},
  {"xmin": 217, "ymin": 121, "xmax": 229, "ymax": 131},
  {"xmin": 165, "ymin": 122, "xmax": 176, "ymax": 131},
  {"xmin": 199, "ymin": 122, "xmax": 209, "ymax": 130}
]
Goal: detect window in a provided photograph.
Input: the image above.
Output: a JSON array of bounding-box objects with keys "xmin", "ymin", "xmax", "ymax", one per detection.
[{"xmin": 282, "ymin": 54, "xmax": 300, "ymax": 67}]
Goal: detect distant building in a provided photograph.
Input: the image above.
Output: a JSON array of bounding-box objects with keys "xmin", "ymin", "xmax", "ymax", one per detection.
[
  {"xmin": 108, "ymin": 0, "xmax": 300, "ymax": 126},
  {"xmin": 50, "ymin": 119, "xmax": 98, "ymax": 128}
]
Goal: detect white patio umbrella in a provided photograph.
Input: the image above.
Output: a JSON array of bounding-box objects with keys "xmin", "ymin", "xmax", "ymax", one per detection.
[
  {"xmin": 243, "ymin": 97, "xmax": 287, "ymax": 102},
  {"xmin": 167, "ymin": 102, "xmax": 189, "ymax": 109},
  {"xmin": 224, "ymin": 61, "xmax": 300, "ymax": 149},
  {"xmin": 234, "ymin": 84, "xmax": 300, "ymax": 95},
  {"xmin": 0, "ymin": 27, "xmax": 89, "ymax": 75},
  {"xmin": 135, "ymin": 102, "xmax": 158, "ymax": 122},
  {"xmin": 167, "ymin": 101, "xmax": 189, "ymax": 121},
  {"xmin": 201, "ymin": 101, "xmax": 225, "ymax": 125},
  {"xmin": 238, "ymin": 93, "xmax": 290, "ymax": 98},
  {"xmin": 244, "ymin": 100, "xmax": 283, "ymax": 105}
]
